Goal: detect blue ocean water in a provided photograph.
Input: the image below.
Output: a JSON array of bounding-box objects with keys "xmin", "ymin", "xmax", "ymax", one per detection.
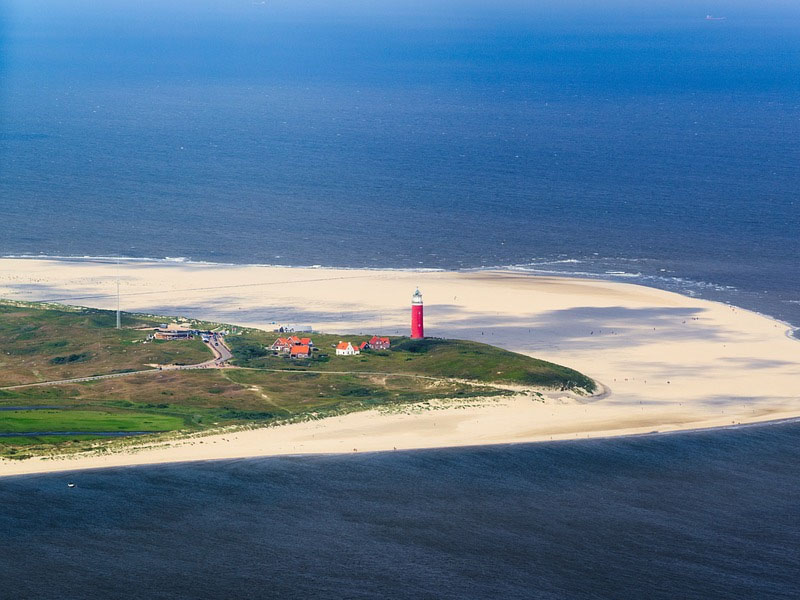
[
  {"xmin": 1, "ymin": 0, "xmax": 799, "ymax": 326},
  {"xmin": 2, "ymin": 3, "xmax": 800, "ymax": 597},
  {"xmin": 2, "ymin": 422, "xmax": 799, "ymax": 599}
]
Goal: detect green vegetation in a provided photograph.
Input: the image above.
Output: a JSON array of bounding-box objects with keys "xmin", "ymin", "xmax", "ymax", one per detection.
[
  {"xmin": 50, "ymin": 352, "xmax": 91, "ymax": 365},
  {"xmin": 0, "ymin": 409, "xmax": 182, "ymax": 433},
  {"xmin": 227, "ymin": 331, "xmax": 595, "ymax": 391},
  {"xmin": 0, "ymin": 300, "xmax": 595, "ymax": 459},
  {"xmin": 0, "ymin": 302, "xmax": 211, "ymax": 386}
]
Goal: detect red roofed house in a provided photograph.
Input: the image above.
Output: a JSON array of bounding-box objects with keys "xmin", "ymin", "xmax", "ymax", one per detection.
[
  {"xmin": 272, "ymin": 336, "xmax": 314, "ymax": 353},
  {"xmin": 368, "ymin": 336, "xmax": 391, "ymax": 350},
  {"xmin": 290, "ymin": 344, "xmax": 311, "ymax": 359},
  {"xmin": 359, "ymin": 341, "xmax": 369, "ymax": 351},
  {"xmin": 335, "ymin": 341, "xmax": 360, "ymax": 356},
  {"xmin": 271, "ymin": 337, "xmax": 292, "ymax": 353}
]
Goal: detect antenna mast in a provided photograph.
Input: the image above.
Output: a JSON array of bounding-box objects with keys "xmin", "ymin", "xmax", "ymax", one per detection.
[{"xmin": 116, "ymin": 259, "xmax": 121, "ymax": 329}]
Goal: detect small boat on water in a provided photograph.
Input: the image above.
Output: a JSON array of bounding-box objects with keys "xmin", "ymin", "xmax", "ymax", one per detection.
[{"xmin": 67, "ymin": 482, "xmax": 75, "ymax": 488}]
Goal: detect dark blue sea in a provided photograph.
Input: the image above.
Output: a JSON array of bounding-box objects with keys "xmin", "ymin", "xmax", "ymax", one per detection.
[
  {"xmin": 1, "ymin": 0, "xmax": 799, "ymax": 327},
  {"xmin": 1, "ymin": 1, "xmax": 799, "ymax": 597},
  {"xmin": 2, "ymin": 423, "xmax": 799, "ymax": 600}
]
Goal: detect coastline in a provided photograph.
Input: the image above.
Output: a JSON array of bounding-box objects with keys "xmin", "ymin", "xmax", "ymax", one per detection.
[
  {"xmin": 2, "ymin": 402, "xmax": 800, "ymax": 479},
  {"xmin": 1, "ymin": 257, "xmax": 798, "ymax": 477},
  {"xmin": 9, "ymin": 254, "xmax": 798, "ymax": 339}
]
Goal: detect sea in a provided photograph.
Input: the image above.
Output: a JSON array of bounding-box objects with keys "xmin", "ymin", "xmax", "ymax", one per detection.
[
  {"xmin": 2, "ymin": 423, "xmax": 799, "ymax": 600},
  {"xmin": 1, "ymin": 1, "xmax": 799, "ymax": 597}
]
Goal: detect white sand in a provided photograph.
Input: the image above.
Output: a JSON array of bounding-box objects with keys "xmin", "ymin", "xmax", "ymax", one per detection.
[{"xmin": 1, "ymin": 257, "xmax": 798, "ymax": 477}]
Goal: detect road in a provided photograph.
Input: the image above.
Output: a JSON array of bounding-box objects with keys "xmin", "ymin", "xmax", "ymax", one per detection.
[
  {"xmin": 198, "ymin": 334, "xmax": 233, "ymax": 367},
  {"xmin": 0, "ymin": 334, "xmax": 235, "ymax": 391},
  {"xmin": 0, "ymin": 337, "xmax": 596, "ymax": 402}
]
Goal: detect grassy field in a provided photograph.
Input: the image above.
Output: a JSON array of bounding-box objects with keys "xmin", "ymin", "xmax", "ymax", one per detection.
[
  {"xmin": 0, "ymin": 302, "xmax": 212, "ymax": 386},
  {"xmin": 0, "ymin": 409, "xmax": 182, "ymax": 433},
  {"xmin": 0, "ymin": 301, "xmax": 595, "ymax": 459},
  {"xmin": 0, "ymin": 407, "xmax": 184, "ymax": 459},
  {"xmin": 228, "ymin": 331, "xmax": 595, "ymax": 391}
]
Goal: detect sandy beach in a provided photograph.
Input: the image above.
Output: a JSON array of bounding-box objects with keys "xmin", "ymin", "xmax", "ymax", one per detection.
[{"xmin": 1, "ymin": 257, "xmax": 798, "ymax": 477}]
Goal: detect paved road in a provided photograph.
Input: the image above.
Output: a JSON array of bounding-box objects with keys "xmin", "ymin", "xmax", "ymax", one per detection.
[
  {"xmin": 0, "ymin": 334, "xmax": 235, "ymax": 391},
  {"xmin": 207, "ymin": 334, "xmax": 233, "ymax": 365}
]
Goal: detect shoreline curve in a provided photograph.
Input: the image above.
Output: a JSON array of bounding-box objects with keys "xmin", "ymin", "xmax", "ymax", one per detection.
[{"xmin": 0, "ymin": 258, "xmax": 798, "ymax": 477}]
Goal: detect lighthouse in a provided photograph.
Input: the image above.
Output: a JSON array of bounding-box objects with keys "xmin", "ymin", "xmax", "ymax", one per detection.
[{"xmin": 411, "ymin": 288, "xmax": 424, "ymax": 339}]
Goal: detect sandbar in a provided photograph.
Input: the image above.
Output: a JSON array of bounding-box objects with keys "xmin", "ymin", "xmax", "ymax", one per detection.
[{"xmin": 0, "ymin": 258, "xmax": 798, "ymax": 477}]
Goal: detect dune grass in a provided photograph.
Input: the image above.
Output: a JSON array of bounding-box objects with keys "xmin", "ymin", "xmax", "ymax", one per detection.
[
  {"xmin": 228, "ymin": 332, "xmax": 596, "ymax": 392},
  {"xmin": 0, "ymin": 409, "xmax": 183, "ymax": 433},
  {"xmin": 0, "ymin": 301, "xmax": 595, "ymax": 458},
  {"xmin": 0, "ymin": 302, "xmax": 212, "ymax": 386}
]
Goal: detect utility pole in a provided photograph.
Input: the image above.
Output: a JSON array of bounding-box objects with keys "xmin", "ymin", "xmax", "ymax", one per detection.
[{"xmin": 116, "ymin": 259, "xmax": 121, "ymax": 329}]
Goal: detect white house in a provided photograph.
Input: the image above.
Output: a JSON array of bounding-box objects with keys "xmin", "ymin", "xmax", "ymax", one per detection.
[{"xmin": 335, "ymin": 341, "xmax": 360, "ymax": 356}]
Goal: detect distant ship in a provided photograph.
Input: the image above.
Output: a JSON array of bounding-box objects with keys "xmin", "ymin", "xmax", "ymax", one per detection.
[{"xmin": 705, "ymin": 15, "xmax": 726, "ymax": 20}]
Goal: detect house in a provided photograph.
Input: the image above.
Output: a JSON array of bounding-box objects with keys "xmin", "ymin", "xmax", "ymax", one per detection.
[
  {"xmin": 154, "ymin": 324, "xmax": 195, "ymax": 340},
  {"xmin": 276, "ymin": 324, "xmax": 312, "ymax": 333},
  {"xmin": 285, "ymin": 335, "xmax": 314, "ymax": 347},
  {"xmin": 272, "ymin": 336, "xmax": 315, "ymax": 354},
  {"xmin": 359, "ymin": 341, "xmax": 369, "ymax": 351},
  {"xmin": 271, "ymin": 337, "xmax": 292, "ymax": 353},
  {"xmin": 368, "ymin": 336, "xmax": 391, "ymax": 350},
  {"xmin": 335, "ymin": 341, "xmax": 360, "ymax": 356},
  {"xmin": 290, "ymin": 344, "xmax": 311, "ymax": 359}
]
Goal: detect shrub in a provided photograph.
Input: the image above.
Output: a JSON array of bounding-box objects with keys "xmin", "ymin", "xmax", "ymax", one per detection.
[
  {"xmin": 219, "ymin": 410, "xmax": 276, "ymax": 420},
  {"xmin": 232, "ymin": 342, "xmax": 269, "ymax": 361},
  {"xmin": 50, "ymin": 353, "xmax": 90, "ymax": 365}
]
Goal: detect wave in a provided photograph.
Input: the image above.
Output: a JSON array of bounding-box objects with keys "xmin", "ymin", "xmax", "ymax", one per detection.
[
  {"xmin": 0, "ymin": 253, "xmax": 448, "ymax": 273},
  {"xmin": 0, "ymin": 253, "xmax": 757, "ymax": 299},
  {"xmin": 0, "ymin": 253, "xmax": 761, "ymax": 298},
  {"xmin": 2, "ymin": 253, "xmax": 201, "ymax": 265},
  {"xmin": 3, "ymin": 252, "xmax": 799, "ymax": 332},
  {"xmin": 0, "ymin": 253, "xmax": 741, "ymax": 291},
  {"xmin": 503, "ymin": 261, "xmax": 740, "ymax": 294}
]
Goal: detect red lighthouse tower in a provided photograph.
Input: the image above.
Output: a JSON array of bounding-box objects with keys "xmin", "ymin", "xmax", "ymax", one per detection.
[{"xmin": 411, "ymin": 288, "xmax": 424, "ymax": 339}]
